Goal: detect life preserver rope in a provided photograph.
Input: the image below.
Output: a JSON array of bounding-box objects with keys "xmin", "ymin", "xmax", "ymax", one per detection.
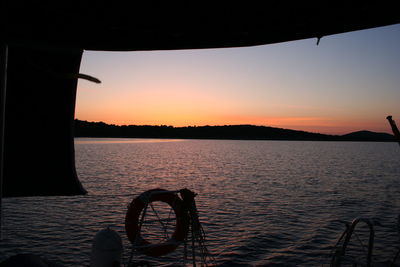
[{"xmin": 125, "ymin": 189, "xmax": 189, "ymax": 257}]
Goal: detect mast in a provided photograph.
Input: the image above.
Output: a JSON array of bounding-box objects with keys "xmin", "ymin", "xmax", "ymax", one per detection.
[
  {"xmin": 0, "ymin": 44, "xmax": 8, "ymax": 239},
  {"xmin": 386, "ymin": 115, "xmax": 400, "ymax": 145}
]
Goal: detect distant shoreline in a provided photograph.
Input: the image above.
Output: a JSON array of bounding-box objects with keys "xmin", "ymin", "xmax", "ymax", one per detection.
[{"xmin": 74, "ymin": 119, "xmax": 396, "ymax": 142}]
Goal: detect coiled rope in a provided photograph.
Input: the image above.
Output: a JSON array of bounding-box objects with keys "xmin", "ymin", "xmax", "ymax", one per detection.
[{"xmin": 126, "ymin": 188, "xmax": 215, "ymax": 267}]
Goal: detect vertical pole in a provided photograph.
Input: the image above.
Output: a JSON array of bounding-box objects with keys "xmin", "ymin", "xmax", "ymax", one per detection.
[
  {"xmin": 387, "ymin": 116, "xmax": 400, "ymax": 146},
  {"xmin": 191, "ymin": 221, "xmax": 196, "ymax": 267},
  {"xmin": 0, "ymin": 44, "xmax": 8, "ymax": 239}
]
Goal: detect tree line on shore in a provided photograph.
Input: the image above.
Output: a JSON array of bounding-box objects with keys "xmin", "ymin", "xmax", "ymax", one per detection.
[{"xmin": 74, "ymin": 119, "xmax": 395, "ymax": 142}]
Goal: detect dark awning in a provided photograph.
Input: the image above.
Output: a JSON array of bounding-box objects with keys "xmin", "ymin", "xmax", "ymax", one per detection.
[{"xmin": 3, "ymin": 2, "xmax": 400, "ymax": 51}]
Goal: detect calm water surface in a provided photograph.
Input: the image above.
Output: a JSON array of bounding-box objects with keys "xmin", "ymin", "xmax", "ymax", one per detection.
[{"xmin": 1, "ymin": 139, "xmax": 400, "ymax": 266}]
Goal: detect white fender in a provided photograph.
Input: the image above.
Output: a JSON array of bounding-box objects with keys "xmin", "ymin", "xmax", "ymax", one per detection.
[{"xmin": 90, "ymin": 227, "xmax": 123, "ymax": 267}]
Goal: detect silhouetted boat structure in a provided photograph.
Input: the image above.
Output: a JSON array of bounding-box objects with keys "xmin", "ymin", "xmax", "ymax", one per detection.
[
  {"xmin": 1, "ymin": 2, "xmax": 400, "ymax": 266},
  {"xmin": 387, "ymin": 116, "xmax": 400, "ymax": 145}
]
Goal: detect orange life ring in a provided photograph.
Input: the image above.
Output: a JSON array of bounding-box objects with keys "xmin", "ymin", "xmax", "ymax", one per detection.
[{"xmin": 125, "ymin": 189, "xmax": 189, "ymax": 257}]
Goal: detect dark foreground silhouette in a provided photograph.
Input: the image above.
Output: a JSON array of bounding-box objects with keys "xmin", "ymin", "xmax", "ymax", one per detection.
[{"xmin": 74, "ymin": 120, "xmax": 395, "ymax": 142}]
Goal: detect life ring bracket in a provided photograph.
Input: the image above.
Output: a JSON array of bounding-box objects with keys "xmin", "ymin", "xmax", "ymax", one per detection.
[{"xmin": 125, "ymin": 189, "xmax": 190, "ymax": 257}]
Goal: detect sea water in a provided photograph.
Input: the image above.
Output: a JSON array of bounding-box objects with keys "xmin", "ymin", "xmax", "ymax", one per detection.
[{"xmin": 1, "ymin": 139, "xmax": 400, "ymax": 266}]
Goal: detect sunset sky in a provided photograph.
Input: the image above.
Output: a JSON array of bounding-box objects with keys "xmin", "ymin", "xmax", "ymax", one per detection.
[{"xmin": 76, "ymin": 24, "xmax": 400, "ymax": 135}]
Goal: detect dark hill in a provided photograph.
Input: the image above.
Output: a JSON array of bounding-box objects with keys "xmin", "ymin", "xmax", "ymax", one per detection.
[
  {"xmin": 341, "ymin": 130, "xmax": 395, "ymax": 141},
  {"xmin": 74, "ymin": 119, "xmax": 395, "ymax": 142}
]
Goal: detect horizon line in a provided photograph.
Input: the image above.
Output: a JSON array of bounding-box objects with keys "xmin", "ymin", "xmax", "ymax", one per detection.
[{"xmin": 75, "ymin": 118, "xmax": 389, "ymax": 136}]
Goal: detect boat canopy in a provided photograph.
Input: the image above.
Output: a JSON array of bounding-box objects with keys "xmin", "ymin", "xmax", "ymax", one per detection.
[
  {"xmin": 1, "ymin": 2, "xmax": 400, "ymax": 197},
  {"xmin": 3, "ymin": 2, "xmax": 400, "ymax": 51}
]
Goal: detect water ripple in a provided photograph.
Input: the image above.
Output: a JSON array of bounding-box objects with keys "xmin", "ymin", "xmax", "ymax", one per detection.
[{"xmin": 1, "ymin": 139, "xmax": 399, "ymax": 266}]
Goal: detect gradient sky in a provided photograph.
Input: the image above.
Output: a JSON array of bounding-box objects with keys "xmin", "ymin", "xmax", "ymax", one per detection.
[{"xmin": 76, "ymin": 24, "xmax": 400, "ymax": 135}]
